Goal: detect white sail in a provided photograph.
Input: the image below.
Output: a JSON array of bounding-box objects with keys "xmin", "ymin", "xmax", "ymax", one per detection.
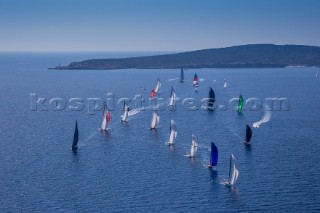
[
  {"xmin": 230, "ymin": 164, "xmax": 239, "ymax": 185},
  {"xmin": 224, "ymin": 79, "xmax": 228, "ymax": 88},
  {"xmin": 154, "ymin": 78, "xmax": 161, "ymax": 93},
  {"xmin": 150, "ymin": 112, "xmax": 160, "ymax": 129},
  {"xmin": 168, "ymin": 119, "xmax": 177, "ymax": 145},
  {"xmin": 101, "ymin": 108, "xmax": 108, "ymax": 130},
  {"xmin": 121, "ymin": 102, "xmax": 129, "ymax": 122},
  {"xmin": 189, "ymin": 134, "xmax": 198, "ymax": 157},
  {"xmin": 169, "ymin": 87, "xmax": 176, "ymax": 107}
]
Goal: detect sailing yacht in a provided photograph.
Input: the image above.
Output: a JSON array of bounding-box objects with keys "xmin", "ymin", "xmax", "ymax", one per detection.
[
  {"xmin": 208, "ymin": 87, "xmax": 215, "ymax": 111},
  {"xmin": 101, "ymin": 104, "xmax": 111, "ymax": 131},
  {"xmin": 244, "ymin": 124, "xmax": 252, "ymax": 143},
  {"xmin": 188, "ymin": 134, "xmax": 198, "ymax": 157},
  {"xmin": 208, "ymin": 142, "xmax": 218, "ymax": 169},
  {"xmin": 167, "ymin": 119, "xmax": 177, "ymax": 145},
  {"xmin": 180, "ymin": 68, "xmax": 184, "ymax": 82},
  {"xmin": 224, "ymin": 79, "xmax": 228, "ymax": 88},
  {"xmin": 72, "ymin": 121, "xmax": 79, "ymax": 150},
  {"xmin": 150, "ymin": 111, "xmax": 160, "ymax": 129},
  {"xmin": 121, "ymin": 102, "xmax": 129, "ymax": 122},
  {"xmin": 225, "ymin": 154, "xmax": 239, "ymax": 186},
  {"xmin": 237, "ymin": 95, "xmax": 244, "ymax": 112},
  {"xmin": 169, "ymin": 86, "xmax": 176, "ymax": 110},
  {"xmin": 154, "ymin": 78, "xmax": 161, "ymax": 94}
]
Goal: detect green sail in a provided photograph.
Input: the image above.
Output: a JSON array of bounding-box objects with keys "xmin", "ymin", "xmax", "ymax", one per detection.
[{"xmin": 237, "ymin": 95, "xmax": 244, "ymax": 112}]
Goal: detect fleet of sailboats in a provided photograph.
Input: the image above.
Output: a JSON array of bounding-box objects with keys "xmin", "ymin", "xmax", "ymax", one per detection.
[{"xmin": 70, "ymin": 75, "xmax": 259, "ymax": 187}]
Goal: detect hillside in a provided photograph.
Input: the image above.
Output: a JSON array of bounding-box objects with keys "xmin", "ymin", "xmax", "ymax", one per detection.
[{"xmin": 51, "ymin": 44, "xmax": 320, "ymax": 69}]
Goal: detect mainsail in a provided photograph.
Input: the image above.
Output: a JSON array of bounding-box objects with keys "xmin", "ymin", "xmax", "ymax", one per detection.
[
  {"xmin": 168, "ymin": 119, "xmax": 177, "ymax": 145},
  {"xmin": 121, "ymin": 102, "xmax": 129, "ymax": 122},
  {"xmin": 245, "ymin": 124, "xmax": 252, "ymax": 143},
  {"xmin": 72, "ymin": 121, "xmax": 79, "ymax": 150},
  {"xmin": 180, "ymin": 68, "xmax": 184, "ymax": 82},
  {"xmin": 209, "ymin": 142, "xmax": 218, "ymax": 167},
  {"xmin": 189, "ymin": 134, "xmax": 198, "ymax": 157},
  {"xmin": 208, "ymin": 87, "xmax": 215, "ymax": 110},
  {"xmin": 154, "ymin": 78, "xmax": 161, "ymax": 93},
  {"xmin": 150, "ymin": 111, "xmax": 160, "ymax": 129},
  {"xmin": 237, "ymin": 95, "xmax": 244, "ymax": 112},
  {"xmin": 169, "ymin": 86, "xmax": 176, "ymax": 109}
]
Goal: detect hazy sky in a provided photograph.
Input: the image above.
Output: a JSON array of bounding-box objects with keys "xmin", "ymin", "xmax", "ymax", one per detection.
[{"xmin": 0, "ymin": 0, "xmax": 319, "ymax": 52}]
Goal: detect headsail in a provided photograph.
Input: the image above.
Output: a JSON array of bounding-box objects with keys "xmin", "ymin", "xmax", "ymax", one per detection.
[
  {"xmin": 237, "ymin": 95, "xmax": 244, "ymax": 112},
  {"xmin": 72, "ymin": 121, "xmax": 79, "ymax": 150},
  {"xmin": 169, "ymin": 86, "xmax": 176, "ymax": 109},
  {"xmin": 209, "ymin": 142, "xmax": 218, "ymax": 167},
  {"xmin": 154, "ymin": 78, "xmax": 161, "ymax": 93},
  {"xmin": 150, "ymin": 111, "xmax": 160, "ymax": 129},
  {"xmin": 208, "ymin": 87, "xmax": 215, "ymax": 110},
  {"xmin": 121, "ymin": 102, "xmax": 129, "ymax": 122},
  {"xmin": 180, "ymin": 68, "xmax": 184, "ymax": 82},
  {"xmin": 245, "ymin": 124, "xmax": 252, "ymax": 143},
  {"xmin": 189, "ymin": 134, "xmax": 198, "ymax": 157},
  {"xmin": 168, "ymin": 119, "xmax": 177, "ymax": 145},
  {"xmin": 193, "ymin": 73, "xmax": 199, "ymax": 87}
]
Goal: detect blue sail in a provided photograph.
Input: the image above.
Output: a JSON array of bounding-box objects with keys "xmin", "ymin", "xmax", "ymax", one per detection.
[
  {"xmin": 210, "ymin": 142, "xmax": 218, "ymax": 166},
  {"xmin": 245, "ymin": 124, "xmax": 252, "ymax": 143}
]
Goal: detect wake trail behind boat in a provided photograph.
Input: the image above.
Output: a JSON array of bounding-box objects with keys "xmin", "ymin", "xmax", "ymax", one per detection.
[
  {"xmin": 252, "ymin": 110, "xmax": 271, "ymax": 128},
  {"xmin": 167, "ymin": 78, "xmax": 179, "ymax": 82}
]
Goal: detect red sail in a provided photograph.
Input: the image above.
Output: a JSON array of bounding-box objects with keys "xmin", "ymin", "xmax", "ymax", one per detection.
[
  {"xmin": 106, "ymin": 112, "xmax": 111, "ymax": 123},
  {"xmin": 150, "ymin": 89, "xmax": 155, "ymax": 98}
]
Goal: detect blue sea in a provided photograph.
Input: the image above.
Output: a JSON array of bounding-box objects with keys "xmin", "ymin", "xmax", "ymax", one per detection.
[{"xmin": 0, "ymin": 52, "xmax": 320, "ymax": 212}]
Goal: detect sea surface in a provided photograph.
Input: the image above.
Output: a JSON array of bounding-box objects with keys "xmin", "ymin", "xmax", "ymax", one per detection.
[{"xmin": 0, "ymin": 52, "xmax": 320, "ymax": 212}]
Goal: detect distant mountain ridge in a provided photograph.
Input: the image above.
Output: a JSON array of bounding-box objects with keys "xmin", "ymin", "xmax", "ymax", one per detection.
[{"xmin": 52, "ymin": 44, "xmax": 320, "ymax": 70}]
